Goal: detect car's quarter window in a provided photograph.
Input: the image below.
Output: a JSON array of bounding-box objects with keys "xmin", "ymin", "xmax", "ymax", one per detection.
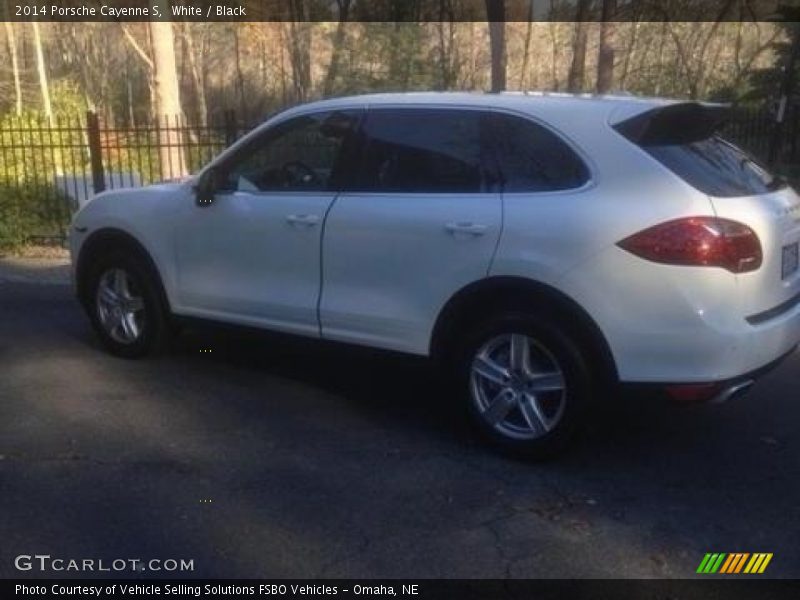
[
  {"xmin": 488, "ymin": 112, "xmax": 590, "ymax": 192},
  {"xmin": 354, "ymin": 108, "xmax": 489, "ymax": 193},
  {"xmin": 220, "ymin": 110, "xmax": 359, "ymax": 193}
]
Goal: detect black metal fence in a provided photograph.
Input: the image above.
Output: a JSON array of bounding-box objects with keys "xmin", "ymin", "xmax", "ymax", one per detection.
[
  {"xmin": 0, "ymin": 110, "xmax": 253, "ymax": 246},
  {"xmin": 723, "ymin": 104, "xmax": 800, "ymax": 166},
  {"xmin": 0, "ymin": 105, "xmax": 798, "ymax": 246}
]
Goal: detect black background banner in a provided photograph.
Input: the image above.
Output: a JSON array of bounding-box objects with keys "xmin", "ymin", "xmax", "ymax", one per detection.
[
  {"xmin": 1, "ymin": 0, "xmax": 799, "ymax": 23},
  {"xmin": 4, "ymin": 579, "xmax": 800, "ymax": 600}
]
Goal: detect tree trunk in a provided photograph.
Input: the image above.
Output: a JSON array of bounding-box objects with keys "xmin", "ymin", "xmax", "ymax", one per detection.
[
  {"xmin": 233, "ymin": 25, "xmax": 246, "ymax": 119},
  {"xmin": 619, "ymin": 21, "xmax": 639, "ymax": 90},
  {"xmin": 3, "ymin": 21, "xmax": 22, "ymax": 115},
  {"xmin": 149, "ymin": 20, "xmax": 187, "ymax": 179},
  {"xmin": 654, "ymin": 22, "xmax": 667, "ymax": 96},
  {"xmin": 548, "ymin": 21, "xmax": 560, "ymax": 90},
  {"xmin": 596, "ymin": 0, "xmax": 616, "ymax": 93},
  {"xmin": 518, "ymin": 1, "xmax": 535, "ymax": 89},
  {"xmin": 127, "ymin": 76, "xmax": 135, "ymax": 126},
  {"xmin": 181, "ymin": 23, "xmax": 208, "ymax": 127},
  {"xmin": 437, "ymin": 21, "xmax": 448, "ymax": 90},
  {"xmin": 567, "ymin": 0, "xmax": 592, "ymax": 93},
  {"xmin": 468, "ymin": 21, "xmax": 478, "ymax": 89},
  {"xmin": 31, "ymin": 22, "xmax": 52, "ymax": 124},
  {"xmin": 287, "ymin": 0, "xmax": 312, "ymax": 102},
  {"xmin": 277, "ymin": 25, "xmax": 288, "ymax": 104},
  {"xmin": 486, "ymin": 1, "xmax": 506, "ymax": 92},
  {"xmin": 323, "ymin": 0, "xmax": 351, "ymax": 96}
]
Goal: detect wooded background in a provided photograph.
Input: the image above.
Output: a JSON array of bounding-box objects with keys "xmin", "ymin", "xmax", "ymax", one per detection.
[
  {"xmin": 1, "ymin": 0, "xmax": 799, "ymax": 248},
  {"xmin": 1, "ymin": 8, "xmax": 796, "ymax": 126}
]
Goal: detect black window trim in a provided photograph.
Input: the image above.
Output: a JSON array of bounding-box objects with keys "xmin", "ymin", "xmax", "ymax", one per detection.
[
  {"xmin": 201, "ymin": 103, "xmax": 596, "ymax": 198},
  {"xmin": 345, "ymin": 104, "xmax": 596, "ymax": 196}
]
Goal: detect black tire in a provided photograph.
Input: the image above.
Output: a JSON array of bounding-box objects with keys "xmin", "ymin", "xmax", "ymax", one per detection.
[
  {"xmin": 85, "ymin": 250, "xmax": 169, "ymax": 359},
  {"xmin": 453, "ymin": 312, "xmax": 594, "ymax": 459}
]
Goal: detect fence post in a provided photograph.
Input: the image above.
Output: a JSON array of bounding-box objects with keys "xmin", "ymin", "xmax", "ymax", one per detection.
[
  {"xmin": 86, "ymin": 111, "xmax": 105, "ymax": 194},
  {"xmin": 224, "ymin": 110, "xmax": 237, "ymax": 146}
]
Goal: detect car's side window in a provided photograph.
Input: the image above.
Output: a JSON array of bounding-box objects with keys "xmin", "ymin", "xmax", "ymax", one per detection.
[
  {"xmin": 221, "ymin": 110, "xmax": 359, "ymax": 193},
  {"xmin": 354, "ymin": 108, "xmax": 489, "ymax": 193},
  {"xmin": 488, "ymin": 113, "xmax": 590, "ymax": 192}
]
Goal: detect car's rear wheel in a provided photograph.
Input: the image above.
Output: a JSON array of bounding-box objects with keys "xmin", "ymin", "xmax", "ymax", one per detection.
[
  {"xmin": 86, "ymin": 251, "xmax": 168, "ymax": 358},
  {"xmin": 455, "ymin": 312, "xmax": 594, "ymax": 458}
]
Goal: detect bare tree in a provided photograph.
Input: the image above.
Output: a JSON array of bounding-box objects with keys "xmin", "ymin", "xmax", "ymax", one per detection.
[
  {"xmin": 464, "ymin": 21, "xmax": 480, "ymax": 89},
  {"xmin": 31, "ymin": 22, "xmax": 52, "ymax": 123},
  {"xmin": 57, "ymin": 23, "xmax": 125, "ymax": 118},
  {"xmin": 728, "ymin": 21, "xmax": 781, "ymax": 101},
  {"xmin": 123, "ymin": 19, "xmax": 186, "ymax": 178},
  {"xmin": 286, "ymin": 0, "xmax": 312, "ymax": 101},
  {"xmin": 518, "ymin": 0, "xmax": 535, "ymax": 89},
  {"xmin": 0, "ymin": 17, "xmax": 786, "ymax": 135},
  {"xmin": 323, "ymin": 0, "xmax": 352, "ymax": 96},
  {"xmin": 768, "ymin": 21, "xmax": 800, "ymax": 165},
  {"xmin": 486, "ymin": 0, "xmax": 506, "ymax": 92},
  {"xmin": 653, "ymin": 21, "xmax": 669, "ymax": 96},
  {"xmin": 232, "ymin": 24, "xmax": 246, "ymax": 117},
  {"xmin": 437, "ymin": 1, "xmax": 460, "ymax": 90},
  {"xmin": 618, "ymin": 21, "xmax": 640, "ymax": 90},
  {"xmin": 3, "ymin": 21, "xmax": 22, "ymax": 115},
  {"xmin": 665, "ymin": 0, "xmax": 736, "ymax": 98},
  {"xmin": 179, "ymin": 23, "xmax": 209, "ymax": 127},
  {"xmin": 567, "ymin": 0, "xmax": 592, "ymax": 93},
  {"xmin": 149, "ymin": 20, "xmax": 186, "ymax": 178},
  {"xmin": 596, "ymin": 0, "xmax": 616, "ymax": 93},
  {"xmin": 547, "ymin": 19, "xmax": 561, "ymax": 90}
]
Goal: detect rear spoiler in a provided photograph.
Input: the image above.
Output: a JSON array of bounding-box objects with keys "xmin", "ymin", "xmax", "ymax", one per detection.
[{"xmin": 613, "ymin": 102, "xmax": 730, "ymax": 146}]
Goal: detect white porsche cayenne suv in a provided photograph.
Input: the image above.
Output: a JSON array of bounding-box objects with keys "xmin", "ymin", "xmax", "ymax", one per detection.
[{"xmin": 70, "ymin": 92, "xmax": 800, "ymax": 457}]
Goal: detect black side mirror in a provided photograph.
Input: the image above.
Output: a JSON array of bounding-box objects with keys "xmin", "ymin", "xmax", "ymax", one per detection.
[{"xmin": 195, "ymin": 167, "xmax": 219, "ymax": 207}]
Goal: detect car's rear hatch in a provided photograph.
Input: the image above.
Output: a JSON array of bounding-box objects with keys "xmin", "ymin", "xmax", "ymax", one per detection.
[
  {"xmin": 711, "ymin": 186, "xmax": 800, "ymax": 321},
  {"xmin": 614, "ymin": 102, "xmax": 800, "ymax": 321}
]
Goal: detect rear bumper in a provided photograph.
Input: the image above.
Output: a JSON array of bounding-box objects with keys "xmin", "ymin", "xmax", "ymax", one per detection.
[
  {"xmin": 622, "ymin": 345, "xmax": 796, "ymax": 403},
  {"xmin": 561, "ymin": 245, "xmax": 800, "ymax": 383}
]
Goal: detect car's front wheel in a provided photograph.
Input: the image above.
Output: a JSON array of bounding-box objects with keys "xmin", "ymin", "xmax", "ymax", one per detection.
[
  {"xmin": 86, "ymin": 251, "xmax": 168, "ymax": 358},
  {"xmin": 456, "ymin": 313, "xmax": 594, "ymax": 458}
]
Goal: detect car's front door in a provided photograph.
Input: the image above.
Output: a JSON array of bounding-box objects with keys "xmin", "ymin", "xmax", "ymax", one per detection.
[
  {"xmin": 319, "ymin": 107, "xmax": 502, "ymax": 354},
  {"xmin": 174, "ymin": 110, "xmax": 360, "ymax": 336}
]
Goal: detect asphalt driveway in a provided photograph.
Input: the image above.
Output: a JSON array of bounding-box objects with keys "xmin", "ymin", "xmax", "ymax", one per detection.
[{"xmin": 0, "ymin": 268, "xmax": 798, "ymax": 579}]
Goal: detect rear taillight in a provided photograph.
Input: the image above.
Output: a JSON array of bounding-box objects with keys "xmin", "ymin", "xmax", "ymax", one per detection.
[{"xmin": 617, "ymin": 217, "xmax": 762, "ymax": 273}]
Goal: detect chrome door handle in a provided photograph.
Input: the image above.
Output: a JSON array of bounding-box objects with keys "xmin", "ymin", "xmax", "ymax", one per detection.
[
  {"xmin": 445, "ymin": 222, "xmax": 487, "ymax": 236},
  {"xmin": 286, "ymin": 214, "xmax": 319, "ymax": 227}
]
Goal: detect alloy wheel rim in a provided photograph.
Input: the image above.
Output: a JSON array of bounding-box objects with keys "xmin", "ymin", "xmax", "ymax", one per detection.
[
  {"xmin": 469, "ymin": 333, "xmax": 567, "ymax": 440},
  {"xmin": 95, "ymin": 268, "xmax": 146, "ymax": 345}
]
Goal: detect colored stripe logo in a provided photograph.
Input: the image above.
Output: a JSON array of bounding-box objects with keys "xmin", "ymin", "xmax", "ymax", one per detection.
[{"xmin": 697, "ymin": 553, "xmax": 773, "ymax": 574}]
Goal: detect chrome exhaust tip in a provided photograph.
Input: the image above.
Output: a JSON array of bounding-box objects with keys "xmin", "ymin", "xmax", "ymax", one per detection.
[{"xmin": 710, "ymin": 380, "xmax": 755, "ymax": 404}]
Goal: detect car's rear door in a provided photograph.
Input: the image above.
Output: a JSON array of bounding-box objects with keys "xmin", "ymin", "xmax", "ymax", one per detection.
[{"xmin": 319, "ymin": 106, "xmax": 502, "ymax": 354}]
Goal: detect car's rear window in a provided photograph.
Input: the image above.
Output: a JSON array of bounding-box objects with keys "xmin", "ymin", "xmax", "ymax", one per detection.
[
  {"xmin": 613, "ymin": 103, "xmax": 785, "ymax": 197},
  {"xmin": 643, "ymin": 135, "xmax": 785, "ymax": 197}
]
